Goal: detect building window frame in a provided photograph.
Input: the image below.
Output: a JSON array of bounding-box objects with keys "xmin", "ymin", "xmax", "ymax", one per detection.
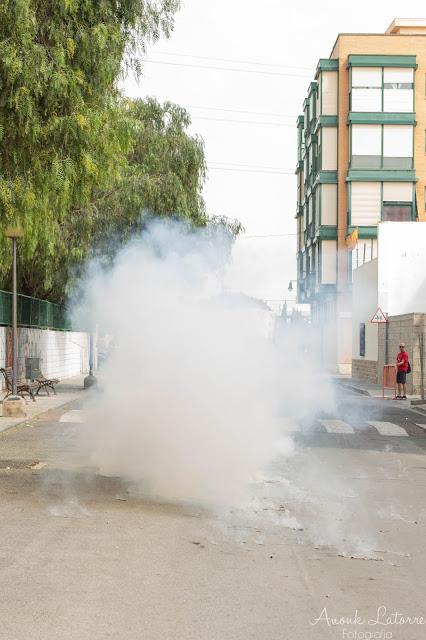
[
  {"xmin": 360, "ymin": 323, "xmax": 366, "ymax": 357},
  {"xmin": 350, "ymin": 65, "xmax": 415, "ymax": 113},
  {"xmin": 350, "ymin": 123, "xmax": 414, "ymax": 170},
  {"xmin": 348, "ymin": 181, "xmax": 416, "ymax": 226},
  {"xmin": 382, "ymin": 200, "xmax": 414, "ymax": 222}
]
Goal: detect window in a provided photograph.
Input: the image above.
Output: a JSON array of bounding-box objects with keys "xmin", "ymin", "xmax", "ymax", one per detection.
[
  {"xmin": 321, "ymin": 240, "xmax": 337, "ymax": 284},
  {"xmin": 352, "ymin": 125, "xmax": 381, "ymax": 168},
  {"xmin": 351, "ymin": 67, "xmax": 382, "ymax": 112},
  {"xmin": 321, "ymin": 184, "xmax": 338, "ymax": 225},
  {"xmin": 351, "ymin": 125, "xmax": 413, "ymax": 169},
  {"xmin": 321, "ymin": 72, "xmax": 338, "ymax": 115},
  {"xmin": 351, "ymin": 182, "xmax": 413, "ymax": 225},
  {"xmin": 315, "ymin": 187, "xmax": 320, "ymax": 229},
  {"xmin": 383, "ymin": 125, "xmax": 413, "ymax": 168},
  {"xmin": 383, "ymin": 182, "xmax": 413, "ymax": 201},
  {"xmin": 321, "ymin": 127, "xmax": 337, "ymax": 170},
  {"xmin": 309, "ymin": 96, "xmax": 314, "ymax": 122},
  {"xmin": 382, "ymin": 203, "xmax": 412, "ymax": 221},
  {"xmin": 360, "ymin": 323, "xmax": 366, "ymax": 357},
  {"xmin": 382, "ymin": 183, "xmax": 413, "ymax": 221},
  {"xmin": 383, "ymin": 68, "xmax": 414, "ymax": 112},
  {"xmin": 351, "ymin": 66, "xmax": 414, "ymax": 113},
  {"xmin": 351, "ymin": 182, "xmax": 381, "ymax": 226}
]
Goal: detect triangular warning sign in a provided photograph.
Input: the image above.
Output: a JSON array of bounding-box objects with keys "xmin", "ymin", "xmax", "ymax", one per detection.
[{"xmin": 371, "ymin": 307, "xmax": 388, "ymax": 323}]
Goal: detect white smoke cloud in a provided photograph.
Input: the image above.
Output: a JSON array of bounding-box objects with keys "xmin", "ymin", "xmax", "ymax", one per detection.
[{"xmin": 77, "ymin": 221, "xmax": 332, "ymax": 506}]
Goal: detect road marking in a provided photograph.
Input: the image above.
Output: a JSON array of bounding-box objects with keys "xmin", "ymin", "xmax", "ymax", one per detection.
[
  {"xmin": 319, "ymin": 419, "xmax": 355, "ymax": 434},
  {"xmin": 367, "ymin": 421, "xmax": 408, "ymax": 437},
  {"xmin": 416, "ymin": 424, "xmax": 426, "ymax": 431},
  {"xmin": 59, "ymin": 410, "xmax": 86, "ymax": 424}
]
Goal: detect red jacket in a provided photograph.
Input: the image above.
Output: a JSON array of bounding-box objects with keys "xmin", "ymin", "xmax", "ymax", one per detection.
[{"xmin": 397, "ymin": 351, "xmax": 409, "ymax": 372}]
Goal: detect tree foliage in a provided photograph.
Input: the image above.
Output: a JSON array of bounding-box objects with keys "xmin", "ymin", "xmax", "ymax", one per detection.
[
  {"xmin": 37, "ymin": 97, "xmax": 227, "ymax": 298},
  {"xmin": 0, "ymin": 0, "xmax": 191, "ymax": 300}
]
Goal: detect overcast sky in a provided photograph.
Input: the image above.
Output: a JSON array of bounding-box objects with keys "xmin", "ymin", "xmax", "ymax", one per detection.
[{"xmin": 124, "ymin": 0, "xmax": 425, "ymax": 308}]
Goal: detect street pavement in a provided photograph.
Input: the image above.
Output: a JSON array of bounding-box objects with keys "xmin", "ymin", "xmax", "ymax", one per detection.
[{"xmin": 1, "ymin": 385, "xmax": 425, "ymax": 640}]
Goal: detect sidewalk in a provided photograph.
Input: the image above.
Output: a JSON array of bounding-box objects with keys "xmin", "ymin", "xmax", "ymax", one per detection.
[
  {"xmin": 0, "ymin": 374, "xmax": 88, "ymax": 433},
  {"xmin": 333, "ymin": 375, "xmax": 422, "ymax": 404}
]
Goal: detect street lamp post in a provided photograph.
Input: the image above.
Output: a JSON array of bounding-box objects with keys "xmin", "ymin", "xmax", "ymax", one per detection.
[
  {"xmin": 288, "ymin": 280, "xmax": 297, "ymax": 293},
  {"xmin": 4, "ymin": 226, "xmax": 26, "ymax": 417},
  {"xmin": 84, "ymin": 326, "xmax": 98, "ymax": 389}
]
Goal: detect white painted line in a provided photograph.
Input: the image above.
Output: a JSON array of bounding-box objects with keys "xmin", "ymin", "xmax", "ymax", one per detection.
[
  {"xmin": 59, "ymin": 410, "xmax": 86, "ymax": 424},
  {"xmin": 319, "ymin": 419, "xmax": 355, "ymax": 434},
  {"xmin": 368, "ymin": 421, "xmax": 408, "ymax": 437},
  {"xmin": 416, "ymin": 424, "xmax": 426, "ymax": 431}
]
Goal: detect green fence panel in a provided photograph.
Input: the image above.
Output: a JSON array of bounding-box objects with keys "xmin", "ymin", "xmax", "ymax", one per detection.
[
  {"xmin": 0, "ymin": 291, "xmax": 12, "ymax": 325},
  {"xmin": 0, "ymin": 290, "xmax": 73, "ymax": 331}
]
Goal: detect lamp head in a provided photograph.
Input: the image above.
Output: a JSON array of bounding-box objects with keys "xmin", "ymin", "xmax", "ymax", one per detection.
[{"xmin": 5, "ymin": 226, "xmax": 24, "ymax": 239}]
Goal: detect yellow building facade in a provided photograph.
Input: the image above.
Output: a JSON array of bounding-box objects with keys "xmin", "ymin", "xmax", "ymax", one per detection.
[{"xmin": 296, "ymin": 19, "xmax": 426, "ymax": 373}]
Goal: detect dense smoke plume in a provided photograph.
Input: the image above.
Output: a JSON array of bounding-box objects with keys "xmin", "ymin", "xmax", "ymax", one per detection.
[{"xmin": 77, "ymin": 221, "xmax": 332, "ymax": 505}]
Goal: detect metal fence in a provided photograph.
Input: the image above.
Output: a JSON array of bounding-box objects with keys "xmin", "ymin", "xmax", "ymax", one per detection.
[{"xmin": 0, "ymin": 290, "xmax": 72, "ymax": 330}]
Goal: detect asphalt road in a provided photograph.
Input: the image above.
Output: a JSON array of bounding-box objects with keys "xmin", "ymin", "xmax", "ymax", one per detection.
[{"xmin": 0, "ymin": 386, "xmax": 425, "ymax": 640}]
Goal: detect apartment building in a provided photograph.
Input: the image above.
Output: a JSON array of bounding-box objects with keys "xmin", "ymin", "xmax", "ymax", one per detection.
[{"xmin": 295, "ymin": 18, "xmax": 426, "ymax": 373}]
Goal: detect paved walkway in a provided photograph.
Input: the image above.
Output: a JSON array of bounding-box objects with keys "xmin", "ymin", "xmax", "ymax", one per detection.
[
  {"xmin": 333, "ymin": 374, "xmax": 426, "ymax": 407},
  {"xmin": 0, "ymin": 374, "xmax": 88, "ymax": 433}
]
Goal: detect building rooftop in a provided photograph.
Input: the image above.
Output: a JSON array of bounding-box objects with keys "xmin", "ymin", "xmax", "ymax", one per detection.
[{"xmin": 386, "ymin": 18, "xmax": 426, "ymax": 34}]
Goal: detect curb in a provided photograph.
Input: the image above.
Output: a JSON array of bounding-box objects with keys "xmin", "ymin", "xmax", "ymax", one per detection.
[
  {"xmin": 332, "ymin": 378, "xmax": 372, "ymax": 397},
  {"xmin": 341, "ymin": 384, "xmax": 371, "ymax": 397},
  {"xmin": 0, "ymin": 392, "xmax": 87, "ymax": 435}
]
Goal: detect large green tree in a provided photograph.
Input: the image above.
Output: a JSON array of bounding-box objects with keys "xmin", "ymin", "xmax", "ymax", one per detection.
[
  {"xmin": 34, "ymin": 96, "xmax": 236, "ymax": 300},
  {"xmin": 0, "ymin": 0, "xmax": 184, "ymax": 299}
]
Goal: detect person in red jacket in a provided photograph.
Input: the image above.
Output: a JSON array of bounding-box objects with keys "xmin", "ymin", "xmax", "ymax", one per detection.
[{"xmin": 396, "ymin": 342, "xmax": 409, "ymax": 400}]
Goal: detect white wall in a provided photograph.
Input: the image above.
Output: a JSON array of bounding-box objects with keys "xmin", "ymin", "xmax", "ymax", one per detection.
[
  {"xmin": 351, "ymin": 239, "xmax": 377, "ymax": 270},
  {"xmin": 352, "ymin": 259, "xmax": 379, "ymax": 361},
  {"xmin": 0, "ymin": 327, "xmax": 89, "ymax": 382},
  {"xmin": 378, "ymin": 222, "xmax": 426, "ymax": 316}
]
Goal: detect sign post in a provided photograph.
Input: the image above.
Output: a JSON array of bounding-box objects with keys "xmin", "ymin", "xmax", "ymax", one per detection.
[{"xmin": 371, "ymin": 306, "xmax": 389, "ymax": 366}]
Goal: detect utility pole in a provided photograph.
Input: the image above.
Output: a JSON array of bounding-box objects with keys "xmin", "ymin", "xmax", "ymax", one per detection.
[{"xmin": 4, "ymin": 226, "xmax": 26, "ymax": 417}]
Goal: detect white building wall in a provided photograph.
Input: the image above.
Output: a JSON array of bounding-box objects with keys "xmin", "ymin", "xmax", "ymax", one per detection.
[
  {"xmin": 0, "ymin": 328, "xmax": 89, "ymax": 382},
  {"xmin": 352, "ymin": 259, "xmax": 379, "ymax": 360},
  {"xmin": 378, "ymin": 222, "xmax": 426, "ymax": 316},
  {"xmin": 351, "ymin": 239, "xmax": 378, "ymax": 270}
]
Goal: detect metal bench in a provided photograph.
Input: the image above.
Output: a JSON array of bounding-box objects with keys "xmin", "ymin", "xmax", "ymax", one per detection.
[
  {"xmin": 1, "ymin": 367, "xmax": 37, "ymax": 402},
  {"xmin": 33, "ymin": 368, "xmax": 60, "ymax": 396}
]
